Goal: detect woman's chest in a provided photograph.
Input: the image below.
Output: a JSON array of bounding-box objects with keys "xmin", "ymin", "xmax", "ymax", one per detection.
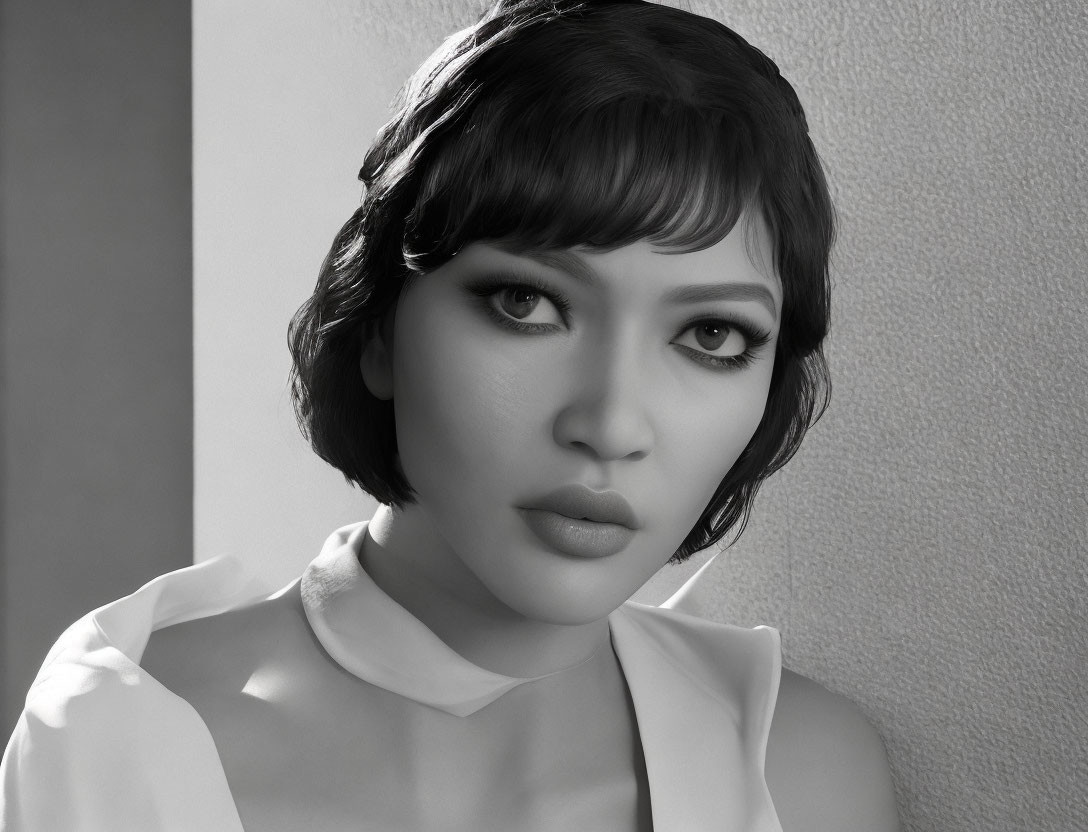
[
  {"xmin": 203, "ymin": 665, "xmax": 653, "ymax": 831},
  {"xmin": 227, "ymin": 747, "xmax": 649, "ymax": 832}
]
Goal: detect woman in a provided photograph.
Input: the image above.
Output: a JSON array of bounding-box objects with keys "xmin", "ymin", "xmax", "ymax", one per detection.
[{"xmin": 1, "ymin": 1, "xmax": 899, "ymax": 829}]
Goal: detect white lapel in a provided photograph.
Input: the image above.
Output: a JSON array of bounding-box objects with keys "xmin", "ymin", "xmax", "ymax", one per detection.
[{"xmin": 609, "ymin": 603, "xmax": 783, "ymax": 832}]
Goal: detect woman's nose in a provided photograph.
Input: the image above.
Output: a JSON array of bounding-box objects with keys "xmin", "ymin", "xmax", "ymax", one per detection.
[{"xmin": 551, "ymin": 343, "xmax": 655, "ymax": 462}]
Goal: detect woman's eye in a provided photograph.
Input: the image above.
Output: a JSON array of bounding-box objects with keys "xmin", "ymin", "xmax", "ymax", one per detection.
[
  {"xmin": 490, "ymin": 287, "xmax": 564, "ymax": 326},
  {"xmin": 673, "ymin": 321, "xmax": 749, "ymax": 360}
]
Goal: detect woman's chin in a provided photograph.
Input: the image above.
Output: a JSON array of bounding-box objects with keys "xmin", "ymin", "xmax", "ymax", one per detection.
[{"xmin": 473, "ymin": 556, "xmax": 655, "ymax": 627}]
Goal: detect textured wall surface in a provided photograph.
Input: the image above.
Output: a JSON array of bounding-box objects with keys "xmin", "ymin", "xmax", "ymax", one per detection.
[
  {"xmin": 194, "ymin": 1, "xmax": 1087, "ymax": 829},
  {"xmin": 682, "ymin": 1, "xmax": 1088, "ymax": 830},
  {"xmin": 1, "ymin": 1, "xmax": 192, "ymax": 735}
]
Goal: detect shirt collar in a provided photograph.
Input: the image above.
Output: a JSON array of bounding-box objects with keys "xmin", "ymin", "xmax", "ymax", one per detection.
[
  {"xmin": 297, "ymin": 521, "xmax": 782, "ymax": 830},
  {"xmin": 300, "ymin": 521, "xmax": 561, "ymax": 717}
]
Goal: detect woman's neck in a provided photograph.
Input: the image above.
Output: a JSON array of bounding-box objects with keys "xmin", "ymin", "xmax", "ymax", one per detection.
[{"xmin": 361, "ymin": 504, "xmax": 612, "ymax": 679}]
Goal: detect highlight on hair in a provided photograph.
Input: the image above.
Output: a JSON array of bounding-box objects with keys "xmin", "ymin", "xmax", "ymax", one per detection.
[{"xmin": 289, "ymin": 0, "xmax": 834, "ymax": 561}]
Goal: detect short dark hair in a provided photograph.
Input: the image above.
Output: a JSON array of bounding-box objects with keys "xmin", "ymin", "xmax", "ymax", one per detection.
[{"xmin": 289, "ymin": 0, "xmax": 833, "ymax": 561}]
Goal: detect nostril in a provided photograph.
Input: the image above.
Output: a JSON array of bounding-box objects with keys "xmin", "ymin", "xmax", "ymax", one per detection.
[{"xmin": 565, "ymin": 439, "xmax": 649, "ymax": 463}]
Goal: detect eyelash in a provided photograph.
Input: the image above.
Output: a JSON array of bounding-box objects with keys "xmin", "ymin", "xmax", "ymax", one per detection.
[
  {"xmin": 465, "ymin": 275, "xmax": 772, "ymax": 371},
  {"xmin": 674, "ymin": 318, "xmax": 772, "ymax": 371},
  {"xmin": 466, "ymin": 274, "xmax": 572, "ymax": 332}
]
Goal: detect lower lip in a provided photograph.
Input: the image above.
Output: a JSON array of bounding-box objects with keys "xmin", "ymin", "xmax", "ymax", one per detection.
[{"xmin": 517, "ymin": 509, "xmax": 636, "ymax": 559}]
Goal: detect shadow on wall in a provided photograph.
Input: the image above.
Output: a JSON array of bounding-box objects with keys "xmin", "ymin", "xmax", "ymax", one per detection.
[{"xmin": 0, "ymin": 1, "xmax": 193, "ymax": 734}]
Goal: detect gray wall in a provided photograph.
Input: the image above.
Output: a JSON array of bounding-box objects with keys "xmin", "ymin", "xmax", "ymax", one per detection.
[
  {"xmin": 0, "ymin": 0, "xmax": 192, "ymax": 733},
  {"xmin": 690, "ymin": 1, "xmax": 1088, "ymax": 830}
]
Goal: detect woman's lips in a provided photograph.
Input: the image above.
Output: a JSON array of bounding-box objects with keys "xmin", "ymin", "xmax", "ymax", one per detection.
[
  {"xmin": 517, "ymin": 484, "xmax": 641, "ymax": 558},
  {"xmin": 518, "ymin": 509, "xmax": 636, "ymax": 558}
]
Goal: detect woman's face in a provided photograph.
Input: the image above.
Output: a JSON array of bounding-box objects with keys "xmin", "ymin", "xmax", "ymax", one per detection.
[{"xmin": 364, "ymin": 216, "xmax": 781, "ymax": 625}]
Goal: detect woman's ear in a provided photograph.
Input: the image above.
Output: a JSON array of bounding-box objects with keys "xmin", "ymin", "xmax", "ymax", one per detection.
[{"xmin": 359, "ymin": 314, "xmax": 395, "ymax": 401}]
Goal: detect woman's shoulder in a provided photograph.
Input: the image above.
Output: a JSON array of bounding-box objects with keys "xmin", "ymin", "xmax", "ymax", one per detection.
[
  {"xmin": 2, "ymin": 563, "xmax": 257, "ymax": 829},
  {"xmin": 619, "ymin": 602, "xmax": 899, "ymax": 830},
  {"xmin": 657, "ymin": 572, "xmax": 900, "ymax": 829},
  {"xmin": 12, "ymin": 556, "xmax": 274, "ymax": 727},
  {"xmin": 767, "ymin": 668, "xmax": 900, "ymax": 831},
  {"xmin": 140, "ymin": 581, "xmax": 314, "ymax": 709}
]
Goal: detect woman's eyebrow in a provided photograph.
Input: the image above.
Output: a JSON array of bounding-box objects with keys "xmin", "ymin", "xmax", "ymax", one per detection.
[
  {"xmin": 508, "ymin": 248, "xmax": 778, "ymax": 318},
  {"xmin": 661, "ymin": 283, "xmax": 777, "ymax": 316},
  {"xmin": 502, "ymin": 248, "xmax": 600, "ymax": 285}
]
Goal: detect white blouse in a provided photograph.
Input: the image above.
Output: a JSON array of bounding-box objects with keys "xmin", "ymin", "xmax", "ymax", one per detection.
[{"xmin": 1, "ymin": 522, "xmax": 783, "ymax": 831}]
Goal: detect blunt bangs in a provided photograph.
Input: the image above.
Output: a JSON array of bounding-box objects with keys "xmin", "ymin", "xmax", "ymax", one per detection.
[{"xmin": 405, "ymin": 95, "xmax": 761, "ymax": 269}]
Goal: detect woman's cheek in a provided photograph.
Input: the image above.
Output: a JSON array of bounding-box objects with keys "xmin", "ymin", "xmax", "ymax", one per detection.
[
  {"xmin": 669, "ymin": 374, "xmax": 771, "ymax": 499},
  {"xmin": 393, "ymin": 326, "xmax": 540, "ymax": 495}
]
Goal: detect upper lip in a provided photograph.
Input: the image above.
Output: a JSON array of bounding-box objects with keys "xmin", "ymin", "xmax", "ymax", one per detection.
[{"xmin": 521, "ymin": 484, "xmax": 641, "ymax": 530}]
